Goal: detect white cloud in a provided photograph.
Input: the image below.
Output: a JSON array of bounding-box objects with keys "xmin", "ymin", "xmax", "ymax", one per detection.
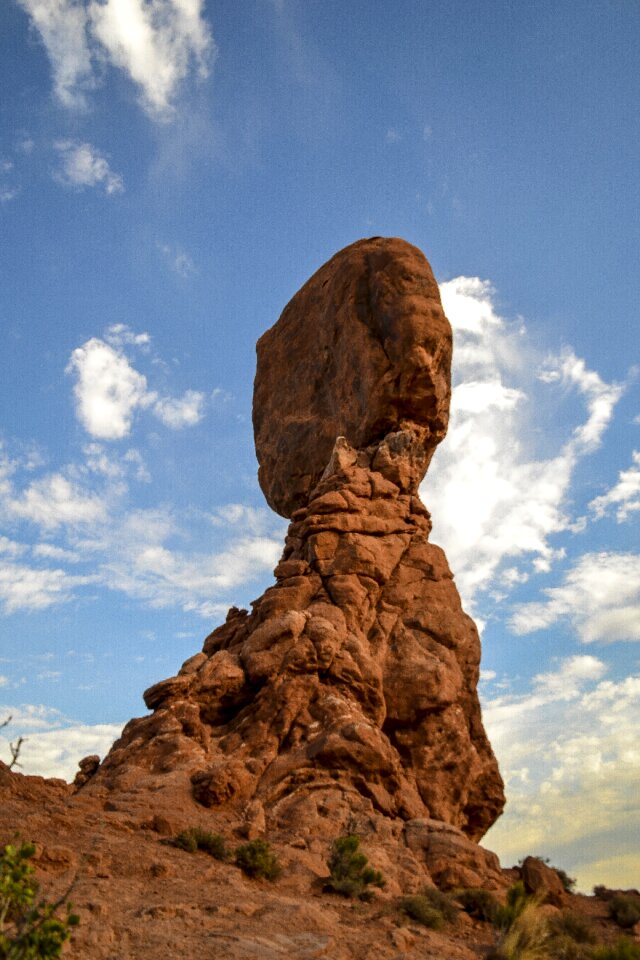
[
  {"xmin": 54, "ymin": 139, "xmax": 123, "ymax": 193},
  {"xmin": 0, "ymin": 704, "xmax": 121, "ymax": 780},
  {"xmin": 100, "ymin": 508, "xmax": 282, "ymax": 616},
  {"xmin": 483, "ymin": 659, "xmax": 640, "ymax": 890},
  {"xmin": 0, "ymin": 536, "xmax": 26, "ymax": 557},
  {"xmin": 66, "ymin": 338, "xmax": 151, "ymax": 439},
  {"xmin": 153, "ymin": 390, "xmax": 204, "ymax": 428},
  {"xmin": 16, "ymin": 0, "xmax": 94, "ymax": 108},
  {"xmin": 18, "ymin": 0, "xmax": 213, "ymax": 120},
  {"xmin": 423, "ymin": 278, "xmax": 623, "ymax": 609},
  {"xmin": 89, "ymin": 0, "xmax": 212, "ymax": 117},
  {"xmin": 32, "ymin": 543, "xmax": 82, "ymax": 562},
  {"xmin": 0, "ymin": 560, "xmax": 96, "ymax": 613},
  {"xmin": 0, "ymin": 676, "xmax": 8, "ymax": 688},
  {"xmin": 104, "ymin": 323, "xmax": 151, "ymax": 348},
  {"xmin": 510, "ymin": 551, "xmax": 640, "ymax": 644},
  {"xmin": 590, "ymin": 450, "xmax": 640, "ymax": 523},
  {"xmin": 66, "ymin": 335, "xmax": 205, "ymax": 438},
  {"xmin": 8, "ymin": 472, "xmax": 107, "ymax": 529}
]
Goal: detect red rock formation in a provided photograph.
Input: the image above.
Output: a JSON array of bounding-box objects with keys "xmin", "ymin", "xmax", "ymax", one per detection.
[
  {"xmin": 90, "ymin": 237, "xmax": 504, "ymax": 854},
  {"xmin": 254, "ymin": 237, "xmax": 452, "ymax": 517}
]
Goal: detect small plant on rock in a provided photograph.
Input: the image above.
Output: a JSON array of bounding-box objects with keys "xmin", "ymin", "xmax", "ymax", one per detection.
[
  {"xmin": 548, "ymin": 910, "xmax": 596, "ymax": 945},
  {"xmin": 400, "ymin": 887, "xmax": 457, "ymax": 929},
  {"xmin": 592, "ymin": 940, "xmax": 640, "ymax": 960},
  {"xmin": 324, "ymin": 835, "xmax": 385, "ymax": 901},
  {"xmin": 399, "ymin": 894, "xmax": 445, "ymax": 930},
  {"xmin": 486, "ymin": 900, "xmax": 551, "ymax": 960},
  {"xmin": 234, "ymin": 839, "xmax": 281, "ymax": 881},
  {"xmin": 608, "ymin": 894, "xmax": 640, "ymax": 930},
  {"xmin": 166, "ymin": 828, "xmax": 228, "ymax": 861},
  {"xmin": 455, "ymin": 887, "xmax": 501, "ymax": 922},
  {"xmin": 494, "ymin": 880, "xmax": 530, "ymax": 931},
  {"xmin": 0, "ymin": 839, "xmax": 79, "ymax": 959}
]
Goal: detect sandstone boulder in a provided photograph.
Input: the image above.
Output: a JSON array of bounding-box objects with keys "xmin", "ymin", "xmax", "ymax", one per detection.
[{"xmin": 253, "ymin": 237, "xmax": 452, "ymax": 517}]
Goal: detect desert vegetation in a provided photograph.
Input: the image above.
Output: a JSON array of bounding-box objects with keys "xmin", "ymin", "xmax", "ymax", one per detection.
[{"xmin": 0, "ymin": 840, "xmax": 78, "ymax": 959}]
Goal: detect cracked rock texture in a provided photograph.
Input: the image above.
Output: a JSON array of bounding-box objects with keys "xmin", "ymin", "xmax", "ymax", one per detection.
[{"xmin": 88, "ymin": 237, "xmax": 504, "ymax": 869}]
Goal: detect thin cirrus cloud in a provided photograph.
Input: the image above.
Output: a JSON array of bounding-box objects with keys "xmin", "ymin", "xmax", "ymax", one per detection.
[
  {"xmin": 423, "ymin": 277, "xmax": 623, "ymax": 611},
  {"xmin": 16, "ymin": 0, "xmax": 214, "ymax": 119},
  {"xmin": 53, "ymin": 139, "xmax": 123, "ymax": 194},
  {"xmin": 483, "ymin": 655, "xmax": 640, "ymax": 890},
  {"xmin": 509, "ymin": 551, "xmax": 640, "ymax": 644},
  {"xmin": 66, "ymin": 328, "xmax": 205, "ymax": 439}
]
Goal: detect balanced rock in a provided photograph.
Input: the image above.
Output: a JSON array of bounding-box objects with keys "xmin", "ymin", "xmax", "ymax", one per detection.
[
  {"xmin": 254, "ymin": 237, "xmax": 452, "ymax": 517},
  {"xmin": 88, "ymin": 237, "xmax": 504, "ymax": 881}
]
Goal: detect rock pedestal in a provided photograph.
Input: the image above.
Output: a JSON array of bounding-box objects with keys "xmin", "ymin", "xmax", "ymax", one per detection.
[{"xmin": 90, "ymin": 238, "xmax": 504, "ymax": 867}]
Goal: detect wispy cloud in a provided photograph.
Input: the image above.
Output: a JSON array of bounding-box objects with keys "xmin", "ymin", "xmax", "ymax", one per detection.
[
  {"xmin": 16, "ymin": 0, "xmax": 94, "ymax": 108},
  {"xmin": 53, "ymin": 139, "xmax": 123, "ymax": 193},
  {"xmin": 0, "ymin": 560, "xmax": 97, "ymax": 614},
  {"xmin": 8, "ymin": 473, "xmax": 108, "ymax": 529},
  {"xmin": 590, "ymin": 450, "xmax": 640, "ymax": 523},
  {"xmin": 483, "ymin": 657, "xmax": 640, "ymax": 890},
  {"xmin": 158, "ymin": 243, "xmax": 197, "ymax": 278},
  {"xmin": 510, "ymin": 551, "xmax": 640, "ymax": 643},
  {"xmin": 17, "ymin": 0, "xmax": 214, "ymax": 120},
  {"xmin": 424, "ymin": 277, "xmax": 623, "ymax": 610}
]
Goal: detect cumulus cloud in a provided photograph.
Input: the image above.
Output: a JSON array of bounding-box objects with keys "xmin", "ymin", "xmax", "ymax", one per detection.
[
  {"xmin": 67, "ymin": 338, "xmax": 151, "ymax": 439},
  {"xmin": 510, "ymin": 551, "xmax": 640, "ymax": 643},
  {"xmin": 424, "ymin": 277, "xmax": 623, "ymax": 609},
  {"xmin": 17, "ymin": 0, "xmax": 213, "ymax": 119},
  {"xmin": 66, "ymin": 335, "xmax": 204, "ymax": 438},
  {"xmin": 0, "ymin": 704, "xmax": 121, "ymax": 780},
  {"xmin": 590, "ymin": 450, "xmax": 640, "ymax": 523},
  {"xmin": 482, "ymin": 657, "xmax": 640, "ymax": 890},
  {"xmin": 53, "ymin": 139, "xmax": 123, "ymax": 193}
]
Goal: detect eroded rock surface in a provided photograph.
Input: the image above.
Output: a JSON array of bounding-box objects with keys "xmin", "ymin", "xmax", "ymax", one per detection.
[
  {"xmin": 89, "ymin": 237, "xmax": 504, "ymax": 858},
  {"xmin": 254, "ymin": 236, "xmax": 452, "ymax": 517}
]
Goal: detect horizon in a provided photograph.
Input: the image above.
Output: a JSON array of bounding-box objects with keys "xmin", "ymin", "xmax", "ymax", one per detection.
[{"xmin": 1, "ymin": 0, "xmax": 639, "ymax": 893}]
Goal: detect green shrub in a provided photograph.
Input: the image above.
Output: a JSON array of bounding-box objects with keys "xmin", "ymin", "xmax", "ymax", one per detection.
[
  {"xmin": 234, "ymin": 839, "xmax": 281, "ymax": 881},
  {"xmin": 548, "ymin": 910, "xmax": 596, "ymax": 945},
  {"xmin": 494, "ymin": 881, "xmax": 530, "ymax": 931},
  {"xmin": 166, "ymin": 828, "xmax": 227, "ymax": 861},
  {"xmin": 324, "ymin": 835, "xmax": 385, "ymax": 901},
  {"xmin": 592, "ymin": 940, "xmax": 640, "ymax": 960},
  {"xmin": 456, "ymin": 887, "xmax": 500, "ymax": 922},
  {"xmin": 608, "ymin": 894, "xmax": 640, "ymax": 929},
  {"xmin": 399, "ymin": 895, "xmax": 444, "ymax": 929},
  {"xmin": 486, "ymin": 901, "xmax": 551, "ymax": 960},
  {"xmin": 0, "ymin": 840, "xmax": 79, "ymax": 959}
]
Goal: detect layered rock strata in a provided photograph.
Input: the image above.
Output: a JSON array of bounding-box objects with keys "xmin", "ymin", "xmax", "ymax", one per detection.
[{"xmin": 91, "ymin": 237, "xmax": 504, "ymax": 856}]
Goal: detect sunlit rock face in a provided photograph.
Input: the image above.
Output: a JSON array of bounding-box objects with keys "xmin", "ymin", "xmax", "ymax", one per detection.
[
  {"xmin": 254, "ymin": 237, "xmax": 452, "ymax": 518},
  {"xmin": 91, "ymin": 237, "xmax": 504, "ymax": 880}
]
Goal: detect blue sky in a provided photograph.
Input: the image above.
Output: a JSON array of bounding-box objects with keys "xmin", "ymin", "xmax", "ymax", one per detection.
[{"xmin": 1, "ymin": 0, "xmax": 639, "ymax": 891}]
